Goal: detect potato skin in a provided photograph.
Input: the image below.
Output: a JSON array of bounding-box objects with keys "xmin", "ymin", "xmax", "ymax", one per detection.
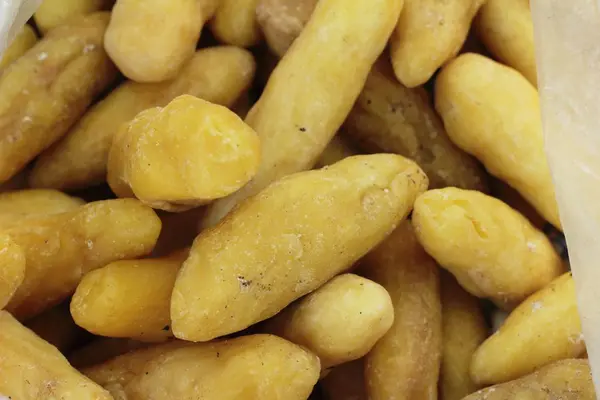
[
  {"xmin": 256, "ymin": 0, "xmax": 318, "ymax": 56},
  {"xmin": 389, "ymin": 0, "xmax": 485, "ymax": 87},
  {"xmin": 344, "ymin": 59, "xmax": 487, "ymax": 191},
  {"xmin": 172, "ymin": 154, "xmax": 428, "ymax": 341},
  {"xmin": 0, "ymin": 12, "xmax": 117, "ymax": 184},
  {"xmin": 85, "ymin": 335, "xmax": 320, "ymax": 400},
  {"xmin": 71, "ymin": 252, "xmax": 186, "ymax": 341},
  {"xmin": 0, "ymin": 310, "xmax": 112, "ymax": 399},
  {"xmin": 471, "ymin": 273, "xmax": 584, "ymax": 385},
  {"xmin": 0, "ymin": 24, "xmax": 37, "ymax": 69},
  {"xmin": 412, "ymin": 188, "xmax": 564, "ymax": 308},
  {"xmin": 263, "ymin": 274, "xmax": 394, "ymax": 369},
  {"xmin": 34, "ymin": 0, "xmax": 115, "ymax": 33},
  {"xmin": 439, "ymin": 272, "xmax": 487, "ymax": 400},
  {"xmin": 0, "ymin": 189, "xmax": 84, "ymax": 227},
  {"xmin": 30, "ymin": 46, "xmax": 256, "ymax": 191},
  {"xmin": 360, "ymin": 220, "xmax": 441, "ymax": 400},
  {"xmin": 435, "ymin": 53, "xmax": 560, "ymax": 229},
  {"xmin": 0, "ymin": 233, "xmax": 25, "ymax": 309},
  {"xmin": 104, "ymin": 0, "xmax": 220, "ymax": 82},
  {"xmin": 463, "ymin": 359, "xmax": 595, "ymax": 400},
  {"xmin": 201, "ymin": 0, "xmax": 404, "ymax": 227},
  {"xmin": 211, "ymin": 0, "xmax": 262, "ymax": 47},
  {"xmin": 4, "ymin": 199, "xmax": 161, "ymax": 319},
  {"xmin": 475, "ymin": 0, "xmax": 536, "ymax": 86},
  {"xmin": 107, "ymin": 95, "xmax": 261, "ymax": 211}
]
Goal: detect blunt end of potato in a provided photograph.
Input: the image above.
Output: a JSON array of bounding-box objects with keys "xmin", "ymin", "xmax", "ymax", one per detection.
[{"xmin": 108, "ymin": 94, "xmax": 261, "ymax": 211}]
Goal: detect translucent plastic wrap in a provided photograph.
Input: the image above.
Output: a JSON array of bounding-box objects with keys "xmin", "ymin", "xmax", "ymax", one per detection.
[{"xmin": 1, "ymin": 0, "xmax": 599, "ymax": 395}]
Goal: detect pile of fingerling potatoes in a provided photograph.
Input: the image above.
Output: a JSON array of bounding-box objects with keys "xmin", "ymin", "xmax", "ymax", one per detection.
[{"xmin": 0, "ymin": 0, "xmax": 589, "ymax": 399}]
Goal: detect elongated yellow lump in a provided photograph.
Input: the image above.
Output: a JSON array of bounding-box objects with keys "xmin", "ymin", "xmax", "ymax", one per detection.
[
  {"xmin": 201, "ymin": 0, "xmax": 404, "ymax": 227},
  {"xmin": 412, "ymin": 188, "xmax": 564, "ymax": 308},
  {"xmin": 471, "ymin": 273, "xmax": 584, "ymax": 385},
  {"xmin": 435, "ymin": 53, "xmax": 560, "ymax": 229},
  {"xmin": 0, "ymin": 25, "xmax": 37, "ymax": 69},
  {"xmin": 107, "ymin": 95, "xmax": 261, "ymax": 211},
  {"xmin": 0, "ymin": 189, "xmax": 84, "ymax": 227},
  {"xmin": 172, "ymin": 154, "xmax": 428, "ymax": 341},
  {"xmin": 0, "ymin": 310, "xmax": 112, "ymax": 399},
  {"xmin": 360, "ymin": 220, "xmax": 441, "ymax": 400},
  {"xmin": 0, "ymin": 233, "xmax": 25, "ymax": 309},
  {"xmin": 71, "ymin": 251, "xmax": 186, "ymax": 341},
  {"xmin": 263, "ymin": 274, "xmax": 394, "ymax": 369}
]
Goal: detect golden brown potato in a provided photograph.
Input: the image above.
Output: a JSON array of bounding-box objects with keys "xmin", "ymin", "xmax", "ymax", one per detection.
[
  {"xmin": 30, "ymin": 46, "xmax": 256, "ymax": 191},
  {"xmin": 85, "ymin": 335, "xmax": 320, "ymax": 400},
  {"xmin": 107, "ymin": 95, "xmax": 261, "ymax": 211},
  {"xmin": 435, "ymin": 53, "xmax": 560, "ymax": 229},
  {"xmin": 0, "ymin": 189, "xmax": 84, "ymax": 227},
  {"xmin": 389, "ymin": 0, "xmax": 485, "ymax": 87},
  {"xmin": 0, "ymin": 310, "xmax": 112, "ymax": 399},
  {"xmin": 256, "ymin": 0, "xmax": 318, "ymax": 56},
  {"xmin": 105, "ymin": 0, "xmax": 220, "ymax": 82},
  {"xmin": 344, "ymin": 59, "xmax": 487, "ymax": 191},
  {"xmin": 360, "ymin": 220, "xmax": 441, "ymax": 400},
  {"xmin": 71, "ymin": 251, "xmax": 187, "ymax": 341},
  {"xmin": 4, "ymin": 199, "xmax": 161, "ymax": 320},
  {"xmin": 25, "ymin": 302, "xmax": 88, "ymax": 353},
  {"xmin": 172, "ymin": 154, "xmax": 427, "ymax": 342},
  {"xmin": 210, "ymin": 0, "xmax": 262, "ymax": 47},
  {"xmin": 0, "ymin": 24, "xmax": 37, "ymax": 69},
  {"xmin": 0, "ymin": 12, "xmax": 117, "ymax": 184},
  {"xmin": 263, "ymin": 274, "xmax": 394, "ymax": 369},
  {"xmin": 0, "ymin": 233, "xmax": 25, "ymax": 309},
  {"xmin": 412, "ymin": 188, "xmax": 564, "ymax": 308},
  {"xmin": 34, "ymin": 0, "xmax": 115, "ymax": 33},
  {"xmin": 471, "ymin": 273, "xmax": 584, "ymax": 385},
  {"xmin": 439, "ymin": 272, "xmax": 487, "ymax": 400},
  {"xmin": 200, "ymin": 0, "xmax": 405, "ymax": 228},
  {"xmin": 463, "ymin": 359, "xmax": 594, "ymax": 400},
  {"xmin": 474, "ymin": 0, "xmax": 536, "ymax": 86},
  {"xmin": 321, "ymin": 359, "xmax": 367, "ymax": 400}
]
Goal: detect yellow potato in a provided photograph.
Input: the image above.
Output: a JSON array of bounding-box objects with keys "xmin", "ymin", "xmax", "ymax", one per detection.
[
  {"xmin": 30, "ymin": 46, "xmax": 256, "ymax": 191},
  {"xmin": 0, "ymin": 12, "xmax": 117, "ymax": 184},
  {"xmin": 440, "ymin": 272, "xmax": 487, "ymax": 400},
  {"xmin": 314, "ymin": 135, "xmax": 358, "ymax": 168},
  {"xmin": 344, "ymin": 59, "xmax": 487, "ymax": 191},
  {"xmin": 69, "ymin": 337, "xmax": 149, "ymax": 369},
  {"xmin": 474, "ymin": 0, "xmax": 536, "ymax": 86},
  {"xmin": 360, "ymin": 220, "xmax": 441, "ymax": 400},
  {"xmin": 107, "ymin": 95, "xmax": 261, "ymax": 211},
  {"xmin": 320, "ymin": 359, "xmax": 367, "ymax": 400},
  {"xmin": 200, "ymin": 0, "xmax": 404, "ymax": 228},
  {"xmin": 210, "ymin": 0, "xmax": 262, "ymax": 47},
  {"xmin": 256, "ymin": 0, "xmax": 318, "ymax": 56},
  {"xmin": 0, "ymin": 233, "xmax": 25, "ymax": 309},
  {"xmin": 34, "ymin": 0, "xmax": 115, "ymax": 33},
  {"xmin": 464, "ymin": 359, "xmax": 594, "ymax": 400},
  {"xmin": 71, "ymin": 251, "xmax": 187, "ymax": 341},
  {"xmin": 0, "ymin": 24, "xmax": 37, "ymax": 69},
  {"xmin": 0, "ymin": 310, "xmax": 112, "ymax": 399},
  {"xmin": 0, "ymin": 189, "xmax": 84, "ymax": 227},
  {"xmin": 435, "ymin": 53, "xmax": 560, "ymax": 229},
  {"xmin": 172, "ymin": 154, "xmax": 427, "ymax": 341},
  {"xmin": 104, "ymin": 0, "xmax": 220, "ymax": 82},
  {"xmin": 389, "ymin": 0, "xmax": 485, "ymax": 87},
  {"xmin": 4, "ymin": 199, "xmax": 161, "ymax": 320},
  {"xmin": 412, "ymin": 188, "xmax": 564, "ymax": 308},
  {"xmin": 471, "ymin": 273, "xmax": 584, "ymax": 385},
  {"xmin": 25, "ymin": 302, "xmax": 87, "ymax": 353},
  {"xmin": 86, "ymin": 335, "xmax": 320, "ymax": 400},
  {"xmin": 263, "ymin": 273, "xmax": 394, "ymax": 369}
]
